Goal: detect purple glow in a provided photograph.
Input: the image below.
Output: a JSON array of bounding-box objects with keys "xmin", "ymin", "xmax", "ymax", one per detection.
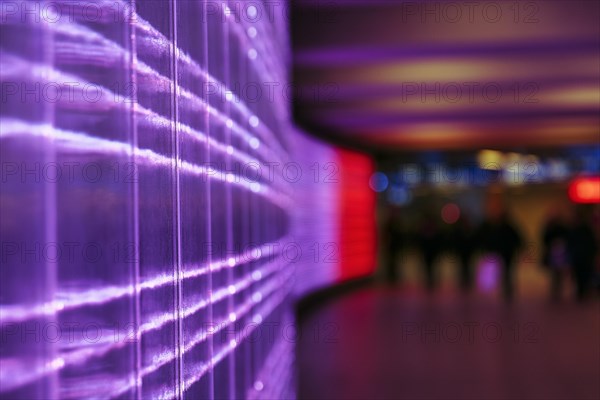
[
  {"xmin": 0, "ymin": 1, "xmax": 351, "ymax": 399},
  {"xmin": 477, "ymin": 255, "xmax": 501, "ymax": 293}
]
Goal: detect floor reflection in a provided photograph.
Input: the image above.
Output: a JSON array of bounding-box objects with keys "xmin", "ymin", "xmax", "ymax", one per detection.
[{"xmin": 297, "ymin": 261, "xmax": 600, "ymax": 399}]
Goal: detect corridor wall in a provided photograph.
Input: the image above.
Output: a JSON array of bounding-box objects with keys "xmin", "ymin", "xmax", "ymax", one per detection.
[{"xmin": 0, "ymin": 1, "xmax": 376, "ymax": 399}]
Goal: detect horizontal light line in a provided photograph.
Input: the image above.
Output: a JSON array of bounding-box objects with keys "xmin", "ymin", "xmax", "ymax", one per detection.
[
  {"xmin": 0, "ymin": 229, "xmax": 285, "ymax": 323},
  {"xmin": 1, "ymin": 4, "xmax": 288, "ymax": 156},
  {"xmin": 0, "ymin": 356, "xmax": 66, "ymax": 395},
  {"xmin": 0, "ymin": 118, "xmax": 292, "ymax": 209},
  {"xmin": 168, "ymin": 269, "xmax": 295, "ymax": 399},
  {"xmin": 131, "ymin": 11, "xmax": 289, "ymax": 160},
  {"xmin": 1, "ymin": 41, "xmax": 287, "ymax": 173},
  {"xmin": 0, "ymin": 259, "xmax": 293, "ymax": 394},
  {"xmin": 104, "ymin": 267, "xmax": 295, "ymax": 399}
]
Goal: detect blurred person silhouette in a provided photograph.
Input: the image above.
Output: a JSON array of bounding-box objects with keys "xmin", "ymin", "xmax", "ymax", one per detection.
[
  {"xmin": 416, "ymin": 206, "xmax": 443, "ymax": 291},
  {"xmin": 385, "ymin": 207, "xmax": 404, "ymax": 284},
  {"xmin": 568, "ymin": 205, "xmax": 598, "ymax": 301},
  {"xmin": 449, "ymin": 213, "xmax": 475, "ymax": 293},
  {"xmin": 475, "ymin": 195, "xmax": 523, "ymax": 301},
  {"xmin": 541, "ymin": 204, "xmax": 571, "ymax": 301}
]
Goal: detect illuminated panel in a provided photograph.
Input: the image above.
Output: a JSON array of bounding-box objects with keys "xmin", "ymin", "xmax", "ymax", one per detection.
[
  {"xmin": 569, "ymin": 177, "xmax": 600, "ymax": 203},
  {"xmin": 291, "ymin": 131, "xmax": 340, "ymax": 295},
  {"xmin": 336, "ymin": 149, "xmax": 377, "ymax": 281},
  {"xmin": 0, "ymin": 1, "xmax": 375, "ymax": 399}
]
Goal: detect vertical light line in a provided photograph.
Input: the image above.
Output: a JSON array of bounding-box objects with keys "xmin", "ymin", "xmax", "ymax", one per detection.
[
  {"xmin": 128, "ymin": 1, "xmax": 142, "ymax": 398},
  {"xmin": 42, "ymin": 3, "xmax": 59, "ymax": 396},
  {"xmin": 243, "ymin": 6, "xmax": 252, "ymax": 392},
  {"xmin": 170, "ymin": 0, "xmax": 184, "ymax": 397},
  {"xmin": 224, "ymin": 1, "xmax": 236, "ymax": 397},
  {"xmin": 203, "ymin": 1, "xmax": 215, "ymax": 398}
]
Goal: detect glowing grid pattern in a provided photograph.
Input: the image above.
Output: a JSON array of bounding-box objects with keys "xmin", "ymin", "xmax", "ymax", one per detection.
[{"xmin": 0, "ymin": 1, "xmax": 375, "ymax": 399}]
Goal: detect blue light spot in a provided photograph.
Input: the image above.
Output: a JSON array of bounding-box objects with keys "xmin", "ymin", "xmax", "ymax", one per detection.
[{"xmin": 369, "ymin": 172, "xmax": 389, "ymax": 192}]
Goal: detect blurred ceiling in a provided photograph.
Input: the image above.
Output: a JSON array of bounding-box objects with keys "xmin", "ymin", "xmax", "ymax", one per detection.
[{"xmin": 290, "ymin": 0, "xmax": 600, "ymax": 153}]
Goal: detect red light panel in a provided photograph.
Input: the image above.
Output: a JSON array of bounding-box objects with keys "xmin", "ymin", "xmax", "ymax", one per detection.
[{"xmin": 336, "ymin": 149, "xmax": 377, "ymax": 281}]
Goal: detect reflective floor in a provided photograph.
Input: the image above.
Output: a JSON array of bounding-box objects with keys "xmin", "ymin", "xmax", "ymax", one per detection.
[{"xmin": 297, "ymin": 258, "xmax": 600, "ymax": 399}]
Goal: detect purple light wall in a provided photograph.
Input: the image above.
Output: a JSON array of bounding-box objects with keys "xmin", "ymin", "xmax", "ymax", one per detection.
[{"xmin": 0, "ymin": 1, "xmax": 375, "ymax": 399}]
